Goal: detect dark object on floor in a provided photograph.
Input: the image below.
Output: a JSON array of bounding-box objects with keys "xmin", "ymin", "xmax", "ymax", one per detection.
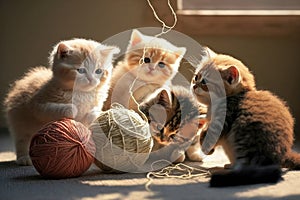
[{"xmin": 210, "ymin": 165, "xmax": 282, "ymax": 187}]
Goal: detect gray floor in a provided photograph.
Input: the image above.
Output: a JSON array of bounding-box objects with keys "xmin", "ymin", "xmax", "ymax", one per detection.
[{"xmin": 1, "ymin": 131, "xmax": 300, "ymax": 200}]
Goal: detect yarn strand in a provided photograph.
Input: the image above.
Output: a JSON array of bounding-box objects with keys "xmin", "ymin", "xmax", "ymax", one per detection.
[
  {"xmin": 129, "ymin": 0, "xmax": 178, "ymax": 121},
  {"xmin": 147, "ymin": 0, "xmax": 177, "ymax": 37},
  {"xmin": 145, "ymin": 163, "xmax": 211, "ymax": 191}
]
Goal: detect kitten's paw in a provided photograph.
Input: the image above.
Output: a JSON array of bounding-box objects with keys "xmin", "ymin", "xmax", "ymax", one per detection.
[
  {"xmin": 16, "ymin": 155, "xmax": 32, "ymax": 166},
  {"xmin": 171, "ymin": 150, "xmax": 185, "ymax": 163},
  {"xmin": 83, "ymin": 108, "xmax": 100, "ymax": 126},
  {"xmin": 224, "ymin": 164, "xmax": 233, "ymax": 169},
  {"xmin": 187, "ymin": 152, "xmax": 203, "ymax": 162},
  {"xmin": 186, "ymin": 145, "xmax": 203, "ymax": 162},
  {"xmin": 174, "ymin": 154, "xmax": 185, "ymax": 163},
  {"xmin": 63, "ymin": 104, "xmax": 78, "ymax": 118}
]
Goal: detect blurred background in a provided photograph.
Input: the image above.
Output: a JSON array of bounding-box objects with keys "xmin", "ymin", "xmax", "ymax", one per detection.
[{"xmin": 1, "ymin": 0, "xmax": 299, "ymax": 144}]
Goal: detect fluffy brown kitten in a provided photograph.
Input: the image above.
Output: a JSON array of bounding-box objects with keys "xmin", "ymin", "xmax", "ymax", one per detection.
[
  {"xmin": 4, "ymin": 38, "xmax": 119, "ymax": 165},
  {"xmin": 191, "ymin": 49, "xmax": 300, "ymax": 171},
  {"xmin": 139, "ymin": 86, "xmax": 207, "ymax": 163},
  {"xmin": 103, "ymin": 29, "xmax": 186, "ymax": 112}
]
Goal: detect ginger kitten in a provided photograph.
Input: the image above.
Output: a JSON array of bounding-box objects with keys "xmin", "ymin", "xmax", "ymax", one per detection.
[
  {"xmin": 139, "ymin": 86, "xmax": 207, "ymax": 163},
  {"xmin": 4, "ymin": 38, "xmax": 119, "ymax": 165},
  {"xmin": 191, "ymin": 48, "xmax": 300, "ymax": 185},
  {"xmin": 103, "ymin": 29, "xmax": 186, "ymax": 112}
]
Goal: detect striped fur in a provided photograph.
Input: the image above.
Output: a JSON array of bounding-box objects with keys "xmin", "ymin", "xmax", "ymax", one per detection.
[{"xmin": 140, "ymin": 86, "xmax": 207, "ymax": 163}]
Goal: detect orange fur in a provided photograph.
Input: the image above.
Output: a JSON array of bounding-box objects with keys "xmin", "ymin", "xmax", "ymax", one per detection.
[{"xmin": 103, "ymin": 29, "xmax": 186, "ymax": 112}]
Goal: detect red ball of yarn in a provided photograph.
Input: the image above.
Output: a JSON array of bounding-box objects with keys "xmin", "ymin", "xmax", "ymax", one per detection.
[{"xmin": 29, "ymin": 118, "xmax": 95, "ymax": 179}]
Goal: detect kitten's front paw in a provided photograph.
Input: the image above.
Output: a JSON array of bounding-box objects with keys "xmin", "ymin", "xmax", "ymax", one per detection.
[
  {"xmin": 63, "ymin": 104, "xmax": 78, "ymax": 118},
  {"xmin": 224, "ymin": 164, "xmax": 233, "ymax": 169},
  {"xmin": 174, "ymin": 154, "xmax": 185, "ymax": 163},
  {"xmin": 171, "ymin": 150, "xmax": 185, "ymax": 163},
  {"xmin": 16, "ymin": 155, "xmax": 32, "ymax": 166},
  {"xmin": 187, "ymin": 152, "xmax": 203, "ymax": 162},
  {"xmin": 83, "ymin": 108, "xmax": 100, "ymax": 126},
  {"xmin": 186, "ymin": 144, "xmax": 203, "ymax": 162}
]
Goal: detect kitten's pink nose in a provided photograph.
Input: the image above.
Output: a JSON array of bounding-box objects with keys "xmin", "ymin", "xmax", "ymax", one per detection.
[
  {"xmin": 148, "ymin": 65, "xmax": 156, "ymax": 71},
  {"xmin": 87, "ymin": 76, "xmax": 96, "ymax": 85}
]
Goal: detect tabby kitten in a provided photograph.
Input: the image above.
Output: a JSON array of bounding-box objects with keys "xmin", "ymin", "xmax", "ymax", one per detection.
[
  {"xmin": 4, "ymin": 38, "xmax": 119, "ymax": 165},
  {"xmin": 139, "ymin": 86, "xmax": 207, "ymax": 163},
  {"xmin": 103, "ymin": 29, "xmax": 186, "ymax": 112},
  {"xmin": 191, "ymin": 49, "xmax": 300, "ymax": 176}
]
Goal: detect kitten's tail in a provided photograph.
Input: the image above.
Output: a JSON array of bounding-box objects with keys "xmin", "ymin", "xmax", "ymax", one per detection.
[
  {"xmin": 283, "ymin": 151, "xmax": 300, "ymax": 170},
  {"xmin": 210, "ymin": 165, "xmax": 282, "ymax": 187}
]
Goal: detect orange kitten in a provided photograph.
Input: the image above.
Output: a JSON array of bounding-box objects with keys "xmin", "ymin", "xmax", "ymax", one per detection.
[
  {"xmin": 4, "ymin": 38, "xmax": 119, "ymax": 165},
  {"xmin": 103, "ymin": 29, "xmax": 186, "ymax": 112}
]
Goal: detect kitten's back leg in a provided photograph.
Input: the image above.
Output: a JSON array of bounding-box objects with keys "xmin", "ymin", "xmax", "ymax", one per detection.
[{"xmin": 7, "ymin": 109, "xmax": 40, "ymax": 165}]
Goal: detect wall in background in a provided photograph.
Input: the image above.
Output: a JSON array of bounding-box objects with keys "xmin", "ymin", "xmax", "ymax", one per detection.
[
  {"xmin": 1, "ymin": 1, "xmax": 299, "ymax": 142},
  {"xmin": 0, "ymin": 0, "xmax": 147, "ymax": 127}
]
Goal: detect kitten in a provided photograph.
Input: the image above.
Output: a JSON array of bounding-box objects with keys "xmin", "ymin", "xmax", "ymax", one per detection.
[
  {"xmin": 191, "ymin": 49, "xmax": 300, "ymax": 185},
  {"xmin": 139, "ymin": 86, "xmax": 207, "ymax": 163},
  {"xmin": 103, "ymin": 29, "xmax": 186, "ymax": 112},
  {"xmin": 4, "ymin": 38, "xmax": 119, "ymax": 165}
]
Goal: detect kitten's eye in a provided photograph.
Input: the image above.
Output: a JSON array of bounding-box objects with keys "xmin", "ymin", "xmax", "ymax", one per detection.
[
  {"xmin": 158, "ymin": 62, "xmax": 165, "ymax": 68},
  {"xmin": 156, "ymin": 124, "xmax": 163, "ymax": 131},
  {"xmin": 200, "ymin": 78, "xmax": 207, "ymax": 85},
  {"xmin": 194, "ymin": 75, "xmax": 199, "ymax": 82},
  {"xmin": 95, "ymin": 68, "xmax": 103, "ymax": 74},
  {"xmin": 169, "ymin": 134, "xmax": 177, "ymax": 141},
  {"xmin": 144, "ymin": 57, "xmax": 151, "ymax": 63},
  {"xmin": 77, "ymin": 68, "xmax": 87, "ymax": 74}
]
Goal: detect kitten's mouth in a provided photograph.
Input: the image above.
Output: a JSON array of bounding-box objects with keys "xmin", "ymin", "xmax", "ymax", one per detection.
[
  {"xmin": 192, "ymin": 84, "xmax": 201, "ymax": 94},
  {"xmin": 79, "ymin": 85, "xmax": 95, "ymax": 90},
  {"xmin": 146, "ymin": 70, "xmax": 155, "ymax": 75},
  {"xmin": 153, "ymin": 133, "xmax": 190, "ymax": 145}
]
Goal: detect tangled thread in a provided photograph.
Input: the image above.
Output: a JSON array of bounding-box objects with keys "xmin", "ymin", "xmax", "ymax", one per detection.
[{"xmin": 145, "ymin": 163, "xmax": 211, "ymax": 191}]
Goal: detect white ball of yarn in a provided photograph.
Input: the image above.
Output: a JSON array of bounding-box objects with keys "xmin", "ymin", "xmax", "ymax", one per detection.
[{"xmin": 89, "ymin": 103, "xmax": 153, "ymax": 173}]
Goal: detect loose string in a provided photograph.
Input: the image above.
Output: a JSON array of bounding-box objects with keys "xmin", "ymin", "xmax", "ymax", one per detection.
[
  {"xmin": 129, "ymin": 0, "xmax": 178, "ymax": 120},
  {"xmin": 147, "ymin": 0, "xmax": 178, "ymax": 37},
  {"xmin": 145, "ymin": 163, "xmax": 211, "ymax": 191}
]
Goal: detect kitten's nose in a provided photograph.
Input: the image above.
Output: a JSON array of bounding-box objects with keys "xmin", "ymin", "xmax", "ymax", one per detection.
[
  {"xmin": 160, "ymin": 133, "xmax": 166, "ymax": 142},
  {"xmin": 87, "ymin": 76, "xmax": 94, "ymax": 83},
  {"xmin": 193, "ymin": 84, "xmax": 198, "ymax": 90},
  {"xmin": 148, "ymin": 64, "xmax": 156, "ymax": 71}
]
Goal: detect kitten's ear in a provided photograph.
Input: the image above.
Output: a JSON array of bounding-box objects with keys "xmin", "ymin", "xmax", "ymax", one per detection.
[
  {"xmin": 157, "ymin": 89, "xmax": 171, "ymax": 108},
  {"xmin": 224, "ymin": 65, "xmax": 240, "ymax": 86},
  {"xmin": 174, "ymin": 47, "xmax": 187, "ymax": 59},
  {"xmin": 198, "ymin": 115, "xmax": 208, "ymax": 129},
  {"xmin": 129, "ymin": 29, "xmax": 143, "ymax": 47},
  {"xmin": 57, "ymin": 43, "xmax": 72, "ymax": 58},
  {"xmin": 101, "ymin": 46, "xmax": 120, "ymax": 57},
  {"xmin": 205, "ymin": 47, "xmax": 217, "ymax": 58}
]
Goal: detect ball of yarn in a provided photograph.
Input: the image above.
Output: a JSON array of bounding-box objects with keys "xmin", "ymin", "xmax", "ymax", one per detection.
[
  {"xmin": 30, "ymin": 118, "xmax": 95, "ymax": 179},
  {"xmin": 90, "ymin": 103, "xmax": 153, "ymax": 173}
]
